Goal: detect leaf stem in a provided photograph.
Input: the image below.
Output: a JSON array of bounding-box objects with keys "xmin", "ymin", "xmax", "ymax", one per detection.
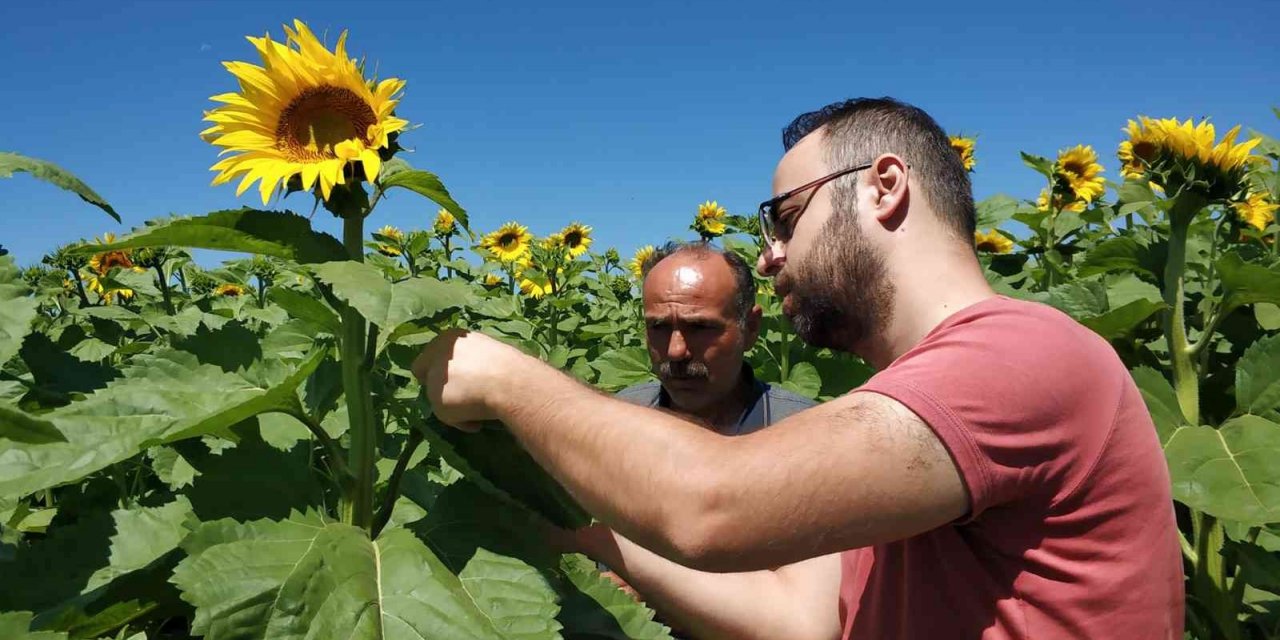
[{"xmin": 371, "ymin": 429, "xmax": 424, "ymax": 538}]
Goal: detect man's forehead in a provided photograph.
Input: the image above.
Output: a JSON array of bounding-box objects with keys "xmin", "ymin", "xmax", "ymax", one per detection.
[
  {"xmin": 643, "ymin": 256, "xmax": 736, "ymax": 310},
  {"xmin": 773, "ymin": 129, "xmax": 828, "ymax": 192}
]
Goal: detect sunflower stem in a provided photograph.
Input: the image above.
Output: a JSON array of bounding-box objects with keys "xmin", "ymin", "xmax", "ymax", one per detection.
[
  {"xmin": 372, "ymin": 429, "xmax": 423, "ymax": 538},
  {"xmin": 336, "ymin": 207, "xmax": 380, "ymax": 532},
  {"xmin": 68, "ymin": 268, "xmax": 90, "ymax": 307},
  {"xmin": 154, "ymin": 265, "xmax": 175, "ymax": 315}
]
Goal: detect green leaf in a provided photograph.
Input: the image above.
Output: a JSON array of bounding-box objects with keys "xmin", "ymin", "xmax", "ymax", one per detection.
[
  {"xmin": 0, "ymin": 405, "xmax": 66, "ymax": 444},
  {"xmin": 72, "ymin": 209, "xmax": 346, "ymax": 264},
  {"xmin": 1078, "ymin": 237, "xmax": 1157, "ymax": 279},
  {"xmin": 0, "ymin": 612, "xmax": 67, "ymax": 639},
  {"xmin": 312, "ymin": 262, "xmax": 474, "ymax": 345},
  {"xmin": 0, "ymin": 348, "xmax": 324, "ymax": 500},
  {"xmin": 0, "ymin": 256, "xmax": 39, "ymax": 367},
  {"xmin": 173, "ymin": 512, "xmax": 563, "ymax": 639},
  {"xmin": 426, "ymin": 420, "xmax": 592, "ymax": 530},
  {"xmin": 974, "ymin": 194, "xmax": 1018, "ymax": 229},
  {"xmin": 180, "ymin": 428, "xmax": 325, "ymax": 522},
  {"xmin": 780, "ymin": 362, "xmax": 821, "ymax": 399},
  {"xmin": 590, "ymin": 346, "xmax": 654, "ymax": 391},
  {"xmin": 1079, "ymin": 299, "xmax": 1164, "ymax": 339},
  {"xmin": 1131, "ymin": 367, "xmax": 1187, "ymax": 445},
  {"xmin": 268, "ymin": 287, "xmax": 340, "ymax": 332},
  {"xmin": 1164, "ymin": 416, "xmax": 1280, "ymax": 525},
  {"xmin": 1019, "ymin": 152, "xmax": 1055, "ymax": 179},
  {"xmin": 0, "ymin": 151, "xmax": 120, "ymax": 222},
  {"xmin": 1228, "ymin": 540, "xmax": 1280, "ymax": 595},
  {"xmin": 1256, "ymin": 303, "xmax": 1280, "ymax": 331},
  {"xmin": 557, "ymin": 554, "xmax": 673, "ymax": 640},
  {"xmin": 85, "ymin": 498, "xmax": 194, "ymax": 591},
  {"xmin": 378, "ymin": 169, "xmax": 469, "ymax": 229},
  {"xmin": 1218, "ymin": 252, "xmax": 1280, "ymax": 313},
  {"xmin": 1237, "ymin": 334, "xmax": 1280, "ymax": 416}
]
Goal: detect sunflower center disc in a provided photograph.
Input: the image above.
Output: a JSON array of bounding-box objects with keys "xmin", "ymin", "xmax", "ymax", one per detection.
[{"xmin": 276, "ymin": 86, "xmax": 377, "ymax": 161}]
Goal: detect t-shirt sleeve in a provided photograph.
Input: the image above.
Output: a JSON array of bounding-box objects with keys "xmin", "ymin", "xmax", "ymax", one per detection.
[{"xmin": 857, "ymin": 304, "xmax": 1123, "ymax": 520}]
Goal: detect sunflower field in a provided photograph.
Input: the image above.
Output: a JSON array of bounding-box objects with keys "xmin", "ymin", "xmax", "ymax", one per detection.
[{"xmin": 2, "ymin": 19, "xmax": 1280, "ymax": 640}]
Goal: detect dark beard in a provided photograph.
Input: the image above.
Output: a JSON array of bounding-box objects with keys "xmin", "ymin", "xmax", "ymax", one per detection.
[
  {"xmin": 656, "ymin": 360, "xmax": 710, "ymax": 380},
  {"xmin": 778, "ymin": 211, "xmax": 893, "ymax": 352}
]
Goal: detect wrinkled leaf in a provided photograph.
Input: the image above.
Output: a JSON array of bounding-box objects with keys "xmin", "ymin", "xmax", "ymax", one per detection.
[
  {"xmin": 0, "ymin": 405, "xmax": 66, "ymax": 444},
  {"xmin": 0, "ymin": 611, "xmax": 67, "ymax": 639},
  {"xmin": 557, "ymin": 554, "xmax": 673, "ymax": 640},
  {"xmin": 1218, "ymin": 252, "xmax": 1280, "ymax": 313},
  {"xmin": 312, "ymin": 262, "xmax": 474, "ymax": 345},
  {"xmin": 0, "ymin": 256, "xmax": 39, "ymax": 366},
  {"xmin": 173, "ymin": 512, "xmax": 562, "ymax": 639},
  {"xmin": 780, "ymin": 362, "xmax": 821, "ymax": 399},
  {"xmin": 590, "ymin": 346, "xmax": 653, "ymax": 391},
  {"xmin": 1131, "ymin": 367, "xmax": 1187, "ymax": 445},
  {"xmin": 1164, "ymin": 416, "xmax": 1280, "ymax": 525},
  {"xmin": 1237, "ymin": 333, "xmax": 1280, "ymax": 416}
]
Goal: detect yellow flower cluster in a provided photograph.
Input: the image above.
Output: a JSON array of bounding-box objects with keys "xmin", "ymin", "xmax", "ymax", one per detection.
[
  {"xmin": 1118, "ymin": 116, "xmax": 1261, "ymax": 199},
  {"xmin": 375, "ymin": 225, "xmax": 406, "ymax": 257},
  {"xmin": 973, "ymin": 229, "xmax": 1013, "ymax": 254},
  {"xmin": 693, "ymin": 200, "xmax": 727, "ymax": 238},
  {"xmin": 950, "ymin": 136, "xmax": 977, "ymax": 171}
]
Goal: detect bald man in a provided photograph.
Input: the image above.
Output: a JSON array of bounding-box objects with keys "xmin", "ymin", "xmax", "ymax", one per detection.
[{"xmin": 618, "ymin": 241, "xmax": 814, "ymax": 434}]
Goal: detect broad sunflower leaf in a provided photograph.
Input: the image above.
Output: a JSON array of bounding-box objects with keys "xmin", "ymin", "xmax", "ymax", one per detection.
[
  {"xmin": 0, "ymin": 255, "xmax": 39, "ymax": 367},
  {"xmin": 1131, "ymin": 367, "xmax": 1187, "ymax": 445},
  {"xmin": 0, "ymin": 405, "xmax": 66, "ymax": 444},
  {"xmin": 423, "ymin": 419, "xmax": 592, "ymax": 530},
  {"xmin": 1218, "ymin": 252, "xmax": 1280, "ymax": 313},
  {"xmin": 311, "ymin": 261, "xmax": 474, "ymax": 344},
  {"xmin": 1228, "ymin": 539, "xmax": 1280, "ymax": 595},
  {"xmin": 1019, "ymin": 152, "xmax": 1054, "ymax": 179},
  {"xmin": 0, "ymin": 152, "xmax": 120, "ymax": 222},
  {"xmin": 1237, "ymin": 333, "xmax": 1280, "ymax": 416},
  {"xmin": 0, "ymin": 612, "xmax": 67, "ymax": 640},
  {"xmin": 377, "ymin": 168, "xmax": 469, "ymax": 229},
  {"xmin": 268, "ymin": 287, "xmax": 340, "ymax": 332},
  {"xmin": 974, "ymin": 194, "xmax": 1019, "ymax": 229},
  {"xmin": 172, "ymin": 512, "xmax": 563, "ymax": 640},
  {"xmin": 557, "ymin": 554, "xmax": 674, "ymax": 640},
  {"xmin": 1164, "ymin": 415, "xmax": 1280, "ymax": 525},
  {"xmin": 1080, "ymin": 236, "xmax": 1162, "ymax": 279},
  {"xmin": 72, "ymin": 209, "xmax": 346, "ymax": 264},
  {"xmin": 0, "ymin": 348, "xmax": 324, "ymax": 500},
  {"xmin": 780, "ymin": 361, "xmax": 822, "ymax": 399},
  {"xmin": 1079, "ymin": 299, "xmax": 1164, "ymax": 339},
  {"xmin": 590, "ymin": 346, "xmax": 654, "ymax": 391}
]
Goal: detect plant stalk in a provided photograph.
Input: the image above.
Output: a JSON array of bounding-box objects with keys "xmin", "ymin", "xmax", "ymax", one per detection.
[
  {"xmin": 338, "ymin": 213, "xmax": 380, "ymax": 531},
  {"xmin": 372, "ymin": 429, "xmax": 424, "ymax": 538}
]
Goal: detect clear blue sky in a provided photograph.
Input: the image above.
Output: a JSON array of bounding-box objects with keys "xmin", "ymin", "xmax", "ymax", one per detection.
[{"xmin": 2, "ymin": 0, "xmax": 1277, "ymax": 266}]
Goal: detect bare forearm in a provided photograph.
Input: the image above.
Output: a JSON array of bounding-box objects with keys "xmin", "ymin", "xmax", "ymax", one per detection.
[{"xmin": 576, "ymin": 526, "xmax": 841, "ymax": 640}]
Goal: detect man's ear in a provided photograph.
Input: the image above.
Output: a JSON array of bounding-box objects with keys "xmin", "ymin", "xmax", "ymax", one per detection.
[
  {"xmin": 869, "ymin": 153, "xmax": 909, "ymax": 223},
  {"xmin": 743, "ymin": 303, "xmax": 763, "ymax": 348}
]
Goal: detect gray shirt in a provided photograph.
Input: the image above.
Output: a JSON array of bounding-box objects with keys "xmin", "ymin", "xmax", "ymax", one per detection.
[{"xmin": 615, "ymin": 366, "xmax": 816, "ymax": 434}]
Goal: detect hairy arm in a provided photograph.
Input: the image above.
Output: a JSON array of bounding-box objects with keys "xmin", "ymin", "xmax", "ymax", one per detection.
[
  {"xmin": 569, "ymin": 525, "xmax": 841, "ymax": 640},
  {"xmin": 489, "ymin": 354, "xmax": 968, "ymax": 571}
]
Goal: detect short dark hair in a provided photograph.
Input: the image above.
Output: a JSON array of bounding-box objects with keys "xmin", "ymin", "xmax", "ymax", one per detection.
[
  {"xmin": 782, "ymin": 97, "xmax": 976, "ymax": 239},
  {"xmin": 641, "ymin": 241, "xmax": 757, "ymax": 326}
]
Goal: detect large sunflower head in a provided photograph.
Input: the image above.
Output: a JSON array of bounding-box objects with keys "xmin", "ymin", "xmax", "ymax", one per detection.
[
  {"xmin": 482, "ymin": 222, "xmax": 533, "ymax": 263},
  {"xmin": 1233, "ymin": 192, "xmax": 1279, "ymax": 232},
  {"xmin": 973, "ymin": 229, "xmax": 1013, "ymax": 254},
  {"xmin": 1122, "ymin": 116, "xmax": 1261, "ymax": 201},
  {"xmin": 949, "ymin": 136, "xmax": 977, "ymax": 172},
  {"xmin": 203, "ymin": 20, "xmax": 408, "ymax": 205},
  {"xmin": 629, "ymin": 244, "xmax": 655, "ymax": 280},
  {"xmin": 87, "ymin": 232, "xmax": 137, "ymax": 275},
  {"xmin": 558, "ymin": 222, "xmax": 593, "ymax": 258},
  {"xmin": 1054, "ymin": 145, "xmax": 1106, "ymax": 203},
  {"xmin": 693, "ymin": 200, "xmax": 727, "ymax": 238}
]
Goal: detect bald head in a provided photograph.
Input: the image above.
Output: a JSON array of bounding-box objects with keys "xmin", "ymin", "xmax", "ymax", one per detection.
[{"xmin": 640, "ymin": 244, "xmax": 763, "ymax": 419}]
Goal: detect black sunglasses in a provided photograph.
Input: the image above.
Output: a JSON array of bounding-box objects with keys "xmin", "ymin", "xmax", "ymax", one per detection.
[{"xmin": 756, "ymin": 163, "xmax": 873, "ymax": 245}]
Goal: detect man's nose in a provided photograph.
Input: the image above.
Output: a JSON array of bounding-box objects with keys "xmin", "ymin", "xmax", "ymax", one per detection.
[
  {"xmin": 757, "ymin": 240, "xmax": 786, "ymax": 277},
  {"xmin": 667, "ymin": 329, "xmax": 690, "ymax": 361}
]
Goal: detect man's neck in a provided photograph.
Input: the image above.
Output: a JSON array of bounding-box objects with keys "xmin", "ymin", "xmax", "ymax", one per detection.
[
  {"xmin": 671, "ymin": 372, "xmax": 757, "ymax": 433},
  {"xmin": 858, "ymin": 248, "xmax": 997, "ymax": 370}
]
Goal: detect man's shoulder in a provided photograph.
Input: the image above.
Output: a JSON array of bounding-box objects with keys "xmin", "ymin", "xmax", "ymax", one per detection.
[
  {"xmin": 614, "ymin": 381, "xmax": 662, "ymax": 406},
  {"xmin": 762, "ymin": 384, "xmax": 818, "ymax": 419}
]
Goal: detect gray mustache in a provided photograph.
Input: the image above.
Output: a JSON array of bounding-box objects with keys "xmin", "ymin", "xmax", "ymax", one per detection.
[{"xmin": 656, "ymin": 361, "xmax": 710, "ymax": 380}]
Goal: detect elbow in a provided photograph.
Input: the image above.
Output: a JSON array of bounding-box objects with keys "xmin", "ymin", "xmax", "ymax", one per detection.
[{"xmin": 658, "ymin": 470, "xmax": 747, "ymax": 572}]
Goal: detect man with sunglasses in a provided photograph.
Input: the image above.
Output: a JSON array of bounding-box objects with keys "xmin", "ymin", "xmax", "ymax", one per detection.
[{"xmin": 414, "ymin": 97, "xmax": 1183, "ymax": 639}]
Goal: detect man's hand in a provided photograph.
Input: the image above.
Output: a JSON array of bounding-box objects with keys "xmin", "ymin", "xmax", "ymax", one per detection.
[{"xmin": 411, "ymin": 329, "xmax": 532, "ymax": 431}]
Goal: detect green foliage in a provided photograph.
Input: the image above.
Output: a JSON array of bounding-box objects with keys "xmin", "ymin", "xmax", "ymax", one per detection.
[{"xmin": 0, "ymin": 152, "xmax": 120, "ymax": 222}]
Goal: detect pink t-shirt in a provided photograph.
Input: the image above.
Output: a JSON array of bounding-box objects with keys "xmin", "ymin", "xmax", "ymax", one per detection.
[{"xmin": 839, "ymin": 296, "xmax": 1183, "ymax": 639}]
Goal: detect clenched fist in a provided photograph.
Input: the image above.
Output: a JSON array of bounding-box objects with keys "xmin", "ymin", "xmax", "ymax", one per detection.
[{"xmin": 411, "ymin": 329, "xmax": 535, "ymax": 431}]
